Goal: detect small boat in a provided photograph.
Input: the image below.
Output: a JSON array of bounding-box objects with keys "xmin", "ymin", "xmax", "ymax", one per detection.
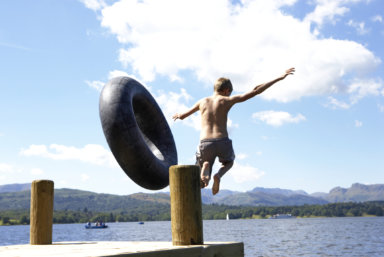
[
  {"xmin": 138, "ymin": 221, "xmax": 144, "ymax": 225},
  {"xmin": 226, "ymin": 213, "xmax": 230, "ymax": 220},
  {"xmin": 85, "ymin": 223, "xmax": 108, "ymax": 229}
]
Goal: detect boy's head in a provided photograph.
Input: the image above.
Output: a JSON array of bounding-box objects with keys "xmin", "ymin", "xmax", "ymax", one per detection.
[{"xmin": 214, "ymin": 77, "xmax": 233, "ymax": 94}]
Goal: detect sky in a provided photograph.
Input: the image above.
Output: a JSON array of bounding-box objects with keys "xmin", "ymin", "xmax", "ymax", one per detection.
[{"xmin": 0, "ymin": 0, "xmax": 383, "ymax": 196}]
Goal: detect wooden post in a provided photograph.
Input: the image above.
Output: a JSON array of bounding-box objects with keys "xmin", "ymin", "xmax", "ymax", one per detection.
[
  {"xmin": 169, "ymin": 165, "xmax": 203, "ymax": 245},
  {"xmin": 30, "ymin": 180, "xmax": 54, "ymax": 245}
]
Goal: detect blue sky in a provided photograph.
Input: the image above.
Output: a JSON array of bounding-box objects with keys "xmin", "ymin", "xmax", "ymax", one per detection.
[{"xmin": 1, "ymin": 0, "xmax": 383, "ymax": 195}]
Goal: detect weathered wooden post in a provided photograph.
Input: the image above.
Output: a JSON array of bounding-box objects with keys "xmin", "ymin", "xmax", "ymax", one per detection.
[
  {"xmin": 30, "ymin": 180, "xmax": 54, "ymax": 245},
  {"xmin": 169, "ymin": 165, "xmax": 203, "ymax": 245}
]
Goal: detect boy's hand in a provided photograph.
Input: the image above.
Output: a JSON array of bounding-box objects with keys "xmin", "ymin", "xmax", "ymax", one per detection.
[
  {"xmin": 172, "ymin": 113, "xmax": 180, "ymax": 121},
  {"xmin": 280, "ymin": 67, "xmax": 295, "ymax": 79}
]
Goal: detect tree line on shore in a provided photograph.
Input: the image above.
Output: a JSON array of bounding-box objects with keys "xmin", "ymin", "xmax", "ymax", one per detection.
[{"xmin": 1, "ymin": 201, "xmax": 383, "ymax": 226}]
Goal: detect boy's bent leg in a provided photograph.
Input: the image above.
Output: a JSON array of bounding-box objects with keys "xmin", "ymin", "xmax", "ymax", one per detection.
[
  {"xmin": 212, "ymin": 161, "xmax": 234, "ymax": 195},
  {"xmin": 201, "ymin": 161, "xmax": 211, "ymax": 188},
  {"xmin": 212, "ymin": 174, "xmax": 221, "ymax": 195},
  {"xmin": 196, "ymin": 140, "xmax": 215, "ymax": 188},
  {"xmin": 217, "ymin": 160, "xmax": 234, "ymax": 178}
]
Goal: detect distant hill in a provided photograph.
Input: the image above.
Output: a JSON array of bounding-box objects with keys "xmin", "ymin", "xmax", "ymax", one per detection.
[
  {"xmin": 200, "ymin": 189, "xmax": 239, "ymax": 204},
  {"xmin": 1, "ymin": 183, "xmax": 384, "ymax": 211},
  {"xmin": 310, "ymin": 192, "xmax": 328, "ymax": 199},
  {"xmin": 0, "ymin": 188, "xmax": 169, "ymax": 212},
  {"xmin": 250, "ymin": 187, "xmax": 308, "ymax": 196},
  {"xmin": 325, "ymin": 183, "xmax": 384, "ymax": 202},
  {"xmin": 216, "ymin": 191, "xmax": 328, "ymax": 206},
  {"xmin": 0, "ymin": 183, "xmax": 30, "ymax": 193}
]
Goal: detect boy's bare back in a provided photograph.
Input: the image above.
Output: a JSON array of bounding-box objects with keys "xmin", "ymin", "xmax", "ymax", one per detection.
[{"xmin": 198, "ymin": 94, "xmax": 233, "ymax": 140}]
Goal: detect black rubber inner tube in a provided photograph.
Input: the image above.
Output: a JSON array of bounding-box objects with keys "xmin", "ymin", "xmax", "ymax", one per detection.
[{"xmin": 99, "ymin": 77, "xmax": 178, "ymax": 190}]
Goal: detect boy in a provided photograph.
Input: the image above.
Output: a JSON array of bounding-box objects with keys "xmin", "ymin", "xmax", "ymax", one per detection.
[{"xmin": 173, "ymin": 68, "xmax": 295, "ymax": 195}]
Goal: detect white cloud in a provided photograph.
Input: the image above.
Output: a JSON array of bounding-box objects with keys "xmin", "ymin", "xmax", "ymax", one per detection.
[
  {"xmin": 81, "ymin": 173, "xmax": 90, "ymax": 181},
  {"xmin": 236, "ymin": 153, "xmax": 248, "ymax": 160},
  {"xmin": 155, "ymin": 88, "xmax": 201, "ymax": 130},
  {"xmin": 0, "ymin": 163, "xmax": 23, "ymax": 182},
  {"xmin": 355, "ymin": 120, "xmax": 363, "ymax": 127},
  {"xmin": 227, "ymin": 118, "xmax": 239, "ymax": 130},
  {"xmin": 304, "ymin": 0, "xmax": 372, "ymax": 29},
  {"xmin": 86, "ymin": 70, "xmax": 152, "ymax": 93},
  {"xmin": 108, "ymin": 70, "xmax": 130, "ymax": 79},
  {"xmin": 79, "ymin": 0, "xmax": 106, "ymax": 11},
  {"xmin": 30, "ymin": 168, "xmax": 44, "ymax": 175},
  {"xmin": 372, "ymin": 15, "xmax": 383, "ymax": 23},
  {"xmin": 347, "ymin": 78, "xmax": 383, "ymax": 104},
  {"xmin": 236, "ymin": 152, "xmax": 261, "ymax": 160},
  {"xmin": 304, "ymin": 0, "xmax": 352, "ymax": 27},
  {"xmin": 325, "ymin": 78, "xmax": 384, "ymax": 108},
  {"xmin": 326, "ymin": 96, "xmax": 351, "ymax": 109},
  {"xmin": 86, "ymin": 80, "xmax": 104, "ymax": 92},
  {"xmin": 347, "ymin": 19, "xmax": 370, "ymax": 35},
  {"xmin": 81, "ymin": 0, "xmax": 381, "ymax": 103},
  {"xmin": 20, "ymin": 144, "xmax": 118, "ymax": 167},
  {"xmin": 252, "ymin": 110, "xmax": 306, "ymax": 127},
  {"xmin": 0, "ymin": 163, "xmax": 13, "ymax": 173},
  {"xmin": 230, "ymin": 162, "xmax": 265, "ymax": 183}
]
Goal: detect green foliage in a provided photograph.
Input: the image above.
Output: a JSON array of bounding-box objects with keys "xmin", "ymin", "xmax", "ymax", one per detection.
[
  {"xmin": 0, "ymin": 189, "xmax": 384, "ymax": 225},
  {"xmin": 201, "ymin": 201, "xmax": 384, "ymax": 220}
]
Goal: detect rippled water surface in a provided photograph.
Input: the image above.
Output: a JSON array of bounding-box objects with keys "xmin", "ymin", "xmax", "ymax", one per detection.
[{"xmin": 1, "ymin": 217, "xmax": 383, "ymax": 256}]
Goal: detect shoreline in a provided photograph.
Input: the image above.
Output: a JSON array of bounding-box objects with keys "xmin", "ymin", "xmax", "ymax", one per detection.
[{"xmin": 0, "ymin": 214, "xmax": 380, "ymax": 227}]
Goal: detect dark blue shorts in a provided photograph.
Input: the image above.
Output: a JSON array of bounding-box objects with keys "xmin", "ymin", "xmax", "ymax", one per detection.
[{"xmin": 195, "ymin": 137, "xmax": 235, "ymax": 174}]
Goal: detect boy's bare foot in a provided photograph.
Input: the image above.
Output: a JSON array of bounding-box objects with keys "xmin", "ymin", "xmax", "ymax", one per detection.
[
  {"xmin": 212, "ymin": 174, "xmax": 220, "ymax": 195},
  {"xmin": 200, "ymin": 179, "xmax": 209, "ymax": 188},
  {"xmin": 201, "ymin": 175, "xmax": 210, "ymax": 188}
]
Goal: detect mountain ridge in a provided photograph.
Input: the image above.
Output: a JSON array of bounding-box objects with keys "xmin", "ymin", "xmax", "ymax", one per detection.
[
  {"xmin": 1, "ymin": 182, "xmax": 384, "ymax": 211},
  {"xmin": 0, "ymin": 183, "xmax": 31, "ymax": 193}
]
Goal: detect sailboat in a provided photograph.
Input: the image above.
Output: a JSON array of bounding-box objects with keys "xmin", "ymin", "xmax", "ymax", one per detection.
[{"xmin": 226, "ymin": 213, "xmax": 229, "ymax": 220}]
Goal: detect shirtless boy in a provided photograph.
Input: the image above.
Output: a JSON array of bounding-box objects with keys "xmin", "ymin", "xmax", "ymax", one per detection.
[{"xmin": 173, "ymin": 68, "xmax": 295, "ymax": 195}]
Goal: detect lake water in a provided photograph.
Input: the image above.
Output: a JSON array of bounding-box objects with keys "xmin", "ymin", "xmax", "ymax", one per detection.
[{"xmin": 1, "ymin": 217, "xmax": 383, "ymax": 256}]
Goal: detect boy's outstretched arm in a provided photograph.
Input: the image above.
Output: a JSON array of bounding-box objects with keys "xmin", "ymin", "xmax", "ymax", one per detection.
[
  {"xmin": 172, "ymin": 101, "xmax": 200, "ymax": 121},
  {"xmin": 231, "ymin": 67, "xmax": 295, "ymax": 103}
]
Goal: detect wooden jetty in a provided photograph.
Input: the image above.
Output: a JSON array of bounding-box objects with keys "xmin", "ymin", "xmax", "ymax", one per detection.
[
  {"xmin": 1, "ymin": 166, "xmax": 244, "ymax": 257},
  {"xmin": 0, "ymin": 241, "xmax": 244, "ymax": 257}
]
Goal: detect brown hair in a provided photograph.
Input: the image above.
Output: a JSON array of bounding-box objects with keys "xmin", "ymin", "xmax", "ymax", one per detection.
[{"xmin": 214, "ymin": 77, "xmax": 233, "ymax": 93}]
